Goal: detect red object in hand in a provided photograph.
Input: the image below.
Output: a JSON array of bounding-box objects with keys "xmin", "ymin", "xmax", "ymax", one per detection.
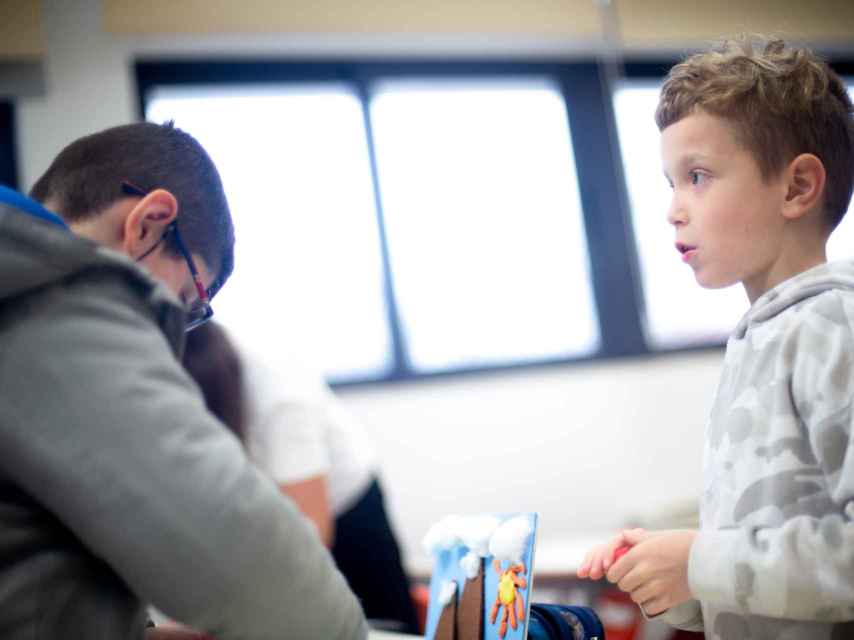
[{"xmin": 612, "ymin": 544, "xmax": 631, "ymax": 563}]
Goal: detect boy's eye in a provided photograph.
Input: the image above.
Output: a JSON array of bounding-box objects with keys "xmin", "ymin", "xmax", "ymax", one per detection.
[{"xmin": 689, "ymin": 170, "xmax": 707, "ymax": 186}]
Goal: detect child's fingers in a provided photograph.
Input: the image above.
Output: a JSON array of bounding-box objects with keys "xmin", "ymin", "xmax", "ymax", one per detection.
[
  {"xmin": 622, "ymin": 527, "xmax": 647, "ymax": 545},
  {"xmin": 576, "ymin": 553, "xmax": 592, "ymax": 578},
  {"xmin": 578, "ymin": 530, "xmax": 645, "ymax": 580},
  {"xmin": 576, "ymin": 546, "xmax": 600, "ymax": 578},
  {"xmin": 620, "ymin": 564, "xmax": 647, "ymax": 593},
  {"xmin": 578, "ymin": 543, "xmax": 609, "ymax": 579},
  {"xmin": 628, "ymin": 580, "xmax": 658, "ymax": 607},
  {"xmin": 604, "ymin": 528, "xmax": 646, "ymax": 569},
  {"xmin": 589, "ymin": 545, "xmax": 614, "ymax": 579},
  {"xmin": 602, "ymin": 535, "xmax": 628, "ymax": 570},
  {"xmin": 613, "ymin": 544, "xmax": 631, "ymax": 562},
  {"xmin": 606, "ymin": 544, "xmax": 632, "ymax": 575},
  {"xmin": 587, "ymin": 558, "xmax": 604, "ymax": 580}
]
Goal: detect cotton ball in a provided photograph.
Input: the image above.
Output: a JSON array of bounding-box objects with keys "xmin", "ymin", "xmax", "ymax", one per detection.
[
  {"xmin": 457, "ymin": 515, "xmax": 501, "ymax": 557},
  {"xmin": 439, "ymin": 580, "xmax": 457, "ymax": 606},
  {"xmin": 488, "ymin": 515, "xmax": 533, "ymax": 564},
  {"xmin": 459, "ymin": 551, "xmax": 482, "ymax": 580},
  {"xmin": 423, "ymin": 515, "xmax": 463, "ymax": 554}
]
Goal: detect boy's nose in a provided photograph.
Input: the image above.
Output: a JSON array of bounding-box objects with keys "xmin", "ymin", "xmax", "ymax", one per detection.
[{"xmin": 666, "ymin": 197, "xmax": 687, "ymax": 227}]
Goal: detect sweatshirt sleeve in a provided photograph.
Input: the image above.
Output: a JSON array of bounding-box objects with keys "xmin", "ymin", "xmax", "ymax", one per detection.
[
  {"xmin": 656, "ymin": 599, "xmax": 705, "ymax": 631},
  {"xmin": 0, "ymin": 276, "xmax": 367, "ymax": 640},
  {"xmin": 688, "ymin": 291, "xmax": 854, "ymax": 623}
]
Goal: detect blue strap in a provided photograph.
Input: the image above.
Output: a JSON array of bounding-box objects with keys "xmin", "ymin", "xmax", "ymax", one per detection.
[{"xmin": 0, "ymin": 185, "xmax": 68, "ymax": 229}]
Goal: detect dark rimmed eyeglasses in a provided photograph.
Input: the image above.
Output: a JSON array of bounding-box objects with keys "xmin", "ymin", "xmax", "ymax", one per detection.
[{"xmin": 121, "ymin": 181, "xmax": 214, "ymax": 332}]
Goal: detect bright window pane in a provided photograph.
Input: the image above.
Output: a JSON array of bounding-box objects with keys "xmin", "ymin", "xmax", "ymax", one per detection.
[
  {"xmin": 370, "ymin": 79, "xmax": 599, "ymax": 371},
  {"xmin": 614, "ymin": 84, "xmax": 747, "ymax": 348},
  {"xmin": 146, "ymin": 85, "xmax": 391, "ymax": 381},
  {"xmin": 826, "ymin": 83, "xmax": 854, "ymax": 261}
]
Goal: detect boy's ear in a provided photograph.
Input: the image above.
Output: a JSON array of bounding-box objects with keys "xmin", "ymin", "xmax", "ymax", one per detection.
[
  {"xmin": 122, "ymin": 189, "xmax": 179, "ymax": 258},
  {"xmin": 781, "ymin": 153, "xmax": 826, "ymax": 221}
]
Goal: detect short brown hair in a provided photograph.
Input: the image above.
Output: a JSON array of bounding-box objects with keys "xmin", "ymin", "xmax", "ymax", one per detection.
[
  {"xmin": 29, "ymin": 121, "xmax": 234, "ymax": 297},
  {"xmin": 656, "ymin": 37, "xmax": 854, "ymax": 229}
]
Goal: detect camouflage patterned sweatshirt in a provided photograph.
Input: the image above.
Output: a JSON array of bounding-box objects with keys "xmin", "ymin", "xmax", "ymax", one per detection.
[{"xmin": 662, "ymin": 260, "xmax": 854, "ymax": 640}]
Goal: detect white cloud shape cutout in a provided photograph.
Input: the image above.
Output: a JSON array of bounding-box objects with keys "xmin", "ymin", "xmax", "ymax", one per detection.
[
  {"xmin": 488, "ymin": 515, "xmax": 533, "ymax": 564},
  {"xmin": 423, "ymin": 514, "xmax": 502, "ymax": 556},
  {"xmin": 423, "ymin": 515, "xmax": 464, "ymax": 554},
  {"xmin": 439, "ymin": 580, "xmax": 457, "ymax": 606},
  {"xmin": 459, "ymin": 551, "xmax": 482, "ymax": 579},
  {"xmin": 457, "ymin": 515, "xmax": 502, "ymax": 557}
]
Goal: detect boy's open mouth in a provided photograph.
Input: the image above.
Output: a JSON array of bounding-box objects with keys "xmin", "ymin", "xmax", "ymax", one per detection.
[{"xmin": 676, "ymin": 242, "xmax": 698, "ymax": 263}]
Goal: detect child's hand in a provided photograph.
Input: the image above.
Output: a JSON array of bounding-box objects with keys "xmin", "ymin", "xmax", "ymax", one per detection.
[
  {"xmin": 576, "ymin": 528, "xmax": 645, "ymax": 580},
  {"xmin": 605, "ymin": 529, "xmax": 697, "ymax": 616}
]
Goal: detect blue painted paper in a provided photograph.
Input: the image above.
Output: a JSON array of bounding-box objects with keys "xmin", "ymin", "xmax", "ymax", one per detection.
[{"xmin": 424, "ymin": 512, "xmax": 538, "ymax": 640}]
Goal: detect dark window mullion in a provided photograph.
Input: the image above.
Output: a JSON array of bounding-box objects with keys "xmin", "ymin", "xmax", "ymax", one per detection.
[
  {"xmin": 0, "ymin": 102, "xmax": 19, "ymax": 189},
  {"xmin": 558, "ymin": 63, "xmax": 647, "ymax": 357},
  {"xmin": 355, "ymin": 77, "xmax": 411, "ymax": 379}
]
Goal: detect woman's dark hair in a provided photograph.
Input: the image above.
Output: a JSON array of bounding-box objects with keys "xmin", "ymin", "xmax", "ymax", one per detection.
[{"xmin": 182, "ymin": 322, "xmax": 246, "ymax": 442}]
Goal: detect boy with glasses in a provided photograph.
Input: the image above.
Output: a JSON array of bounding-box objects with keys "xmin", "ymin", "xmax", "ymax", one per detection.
[{"xmin": 0, "ymin": 122, "xmax": 367, "ymax": 640}]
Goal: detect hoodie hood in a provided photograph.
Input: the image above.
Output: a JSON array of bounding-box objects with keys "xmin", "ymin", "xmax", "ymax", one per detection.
[
  {"xmin": 0, "ymin": 201, "xmax": 103, "ymax": 302},
  {"xmin": 733, "ymin": 260, "xmax": 854, "ymax": 339},
  {"xmin": 0, "ymin": 198, "xmax": 186, "ymax": 345}
]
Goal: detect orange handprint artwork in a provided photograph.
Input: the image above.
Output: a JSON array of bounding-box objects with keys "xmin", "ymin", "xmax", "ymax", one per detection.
[{"xmin": 489, "ymin": 559, "xmax": 527, "ymax": 638}]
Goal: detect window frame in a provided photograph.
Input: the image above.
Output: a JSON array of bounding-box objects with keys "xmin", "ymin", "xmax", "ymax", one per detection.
[
  {"xmin": 618, "ymin": 58, "xmax": 854, "ymax": 354},
  {"xmin": 0, "ymin": 100, "xmax": 19, "ymax": 189},
  {"xmin": 135, "ymin": 57, "xmax": 852, "ymax": 386}
]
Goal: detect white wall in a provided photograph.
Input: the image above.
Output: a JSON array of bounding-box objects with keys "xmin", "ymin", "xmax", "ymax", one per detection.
[
  {"xmin": 17, "ymin": 0, "xmax": 724, "ymax": 570},
  {"xmin": 16, "ymin": 0, "xmax": 133, "ymax": 190},
  {"xmin": 340, "ymin": 351, "xmax": 717, "ymax": 571}
]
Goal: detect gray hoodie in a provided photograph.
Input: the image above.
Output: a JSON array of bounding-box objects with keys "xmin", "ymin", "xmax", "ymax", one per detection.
[
  {"xmin": 0, "ymin": 196, "xmax": 368, "ymax": 639},
  {"xmin": 662, "ymin": 261, "xmax": 854, "ymax": 639}
]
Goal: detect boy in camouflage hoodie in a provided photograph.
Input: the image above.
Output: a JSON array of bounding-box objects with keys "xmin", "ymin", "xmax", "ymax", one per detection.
[{"xmin": 577, "ymin": 38, "xmax": 854, "ymax": 639}]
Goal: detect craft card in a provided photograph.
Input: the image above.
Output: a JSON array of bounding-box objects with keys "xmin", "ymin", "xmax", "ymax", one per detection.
[{"xmin": 423, "ymin": 513, "xmax": 538, "ymax": 640}]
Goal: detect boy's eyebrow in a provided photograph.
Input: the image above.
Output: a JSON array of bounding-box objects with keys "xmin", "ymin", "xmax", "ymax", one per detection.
[
  {"xmin": 665, "ymin": 152, "xmax": 713, "ymax": 179},
  {"xmin": 676, "ymin": 152, "xmax": 712, "ymax": 166},
  {"xmin": 662, "ymin": 151, "xmax": 711, "ymax": 184}
]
